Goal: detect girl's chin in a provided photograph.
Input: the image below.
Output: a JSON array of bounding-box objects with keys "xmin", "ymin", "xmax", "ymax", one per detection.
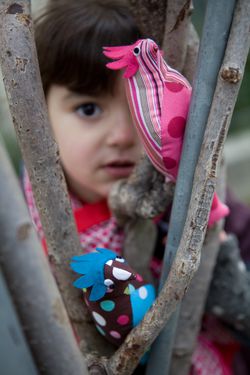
[{"xmin": 69, "ymin": 184, "xmax": 107, "ymax": 204}]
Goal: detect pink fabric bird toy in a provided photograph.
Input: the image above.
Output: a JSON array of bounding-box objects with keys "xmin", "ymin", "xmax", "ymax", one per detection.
[{"xmin": 103, "ymin": 38, "xmax": 229, "ymax": 226}]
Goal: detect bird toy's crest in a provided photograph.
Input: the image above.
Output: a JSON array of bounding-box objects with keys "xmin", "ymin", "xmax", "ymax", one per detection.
[
  {"xmin": 71, "ymin": 248, "xmax": 117, "ymax": 301},
  {"xmin": 103, "ymin": 40, "xmax": 142, "ymax": 78},
  {"xmin": 71, "ymin": 248, "xmax": 137, "ymax": 301},
  {"xmin": 103, "ymin": 39, "xmax": 163, "ymax": 79}
]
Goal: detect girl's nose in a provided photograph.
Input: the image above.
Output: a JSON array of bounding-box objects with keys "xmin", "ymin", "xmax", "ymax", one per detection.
[{"xmin": 106, "ymin": 106, "xmax": 137, "ymax": 149}]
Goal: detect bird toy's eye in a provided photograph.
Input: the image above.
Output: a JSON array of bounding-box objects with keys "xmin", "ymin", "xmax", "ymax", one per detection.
[
  {"xmin": 104, "ymin": 279, "xmax": 114, "ymax": 288},
  {"xmin": 133, "ymin": 46, "xmax": 141, "ymax": 56},
  {"xmin": 115, "ymin": 256, "xmax": 125, "ymax": 263}
]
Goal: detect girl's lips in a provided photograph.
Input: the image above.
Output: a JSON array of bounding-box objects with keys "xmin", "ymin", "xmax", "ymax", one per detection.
[{"xmin": 103, "ymin": 162, "xmax": 135, "ymax": 178}]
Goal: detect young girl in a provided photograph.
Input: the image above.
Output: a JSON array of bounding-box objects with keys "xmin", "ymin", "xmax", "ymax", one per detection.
[
  {"xmin": 24, "ymin": 0, "xmax": 143, "ymax": 254},
  {"xmin": 23, "ymin": 0, "xmax": 250, "ymax": 373}
]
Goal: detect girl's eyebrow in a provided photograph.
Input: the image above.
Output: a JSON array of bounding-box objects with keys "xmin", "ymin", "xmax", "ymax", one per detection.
[
  {"xmin": 62, "ymin": 92, "xmax": 88, "ymax": 101},
  {"xmin": 62, "ymin": 90, "xmax": 104, "ymax": 102}
]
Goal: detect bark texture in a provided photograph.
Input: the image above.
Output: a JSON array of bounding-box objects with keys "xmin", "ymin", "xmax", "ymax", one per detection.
[
  {"xmin": 128, "ymin": 0, "xmax": 195, "ymax": 73},
  {"xmin": 127, "ymin": 0, "xmax": 167, "ymax": 46},
  {"xmin": 162, "ymin": 0, "xmax": 192, "ymax": 70},
  {"xmin": 0, "ymin": 0, "xmax": 114, "ymax": 357},
  {"xmin": 109, "ymin": 157, "xmax": 174, "ymax": 224}
]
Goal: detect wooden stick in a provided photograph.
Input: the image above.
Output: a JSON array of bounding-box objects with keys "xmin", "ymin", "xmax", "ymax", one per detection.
[
  {"xmin": 0, "ymin": 0, "xmax": 112, "ymax": 356},
  {"xmin": 0, "ymin": 268, "xmax": 38, "ymax": 375}
]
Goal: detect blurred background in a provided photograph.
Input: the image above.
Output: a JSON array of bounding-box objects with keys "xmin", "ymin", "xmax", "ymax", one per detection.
[{"xmin": 0, "ymin": 0, "xmax": 249, "ymax": 201}]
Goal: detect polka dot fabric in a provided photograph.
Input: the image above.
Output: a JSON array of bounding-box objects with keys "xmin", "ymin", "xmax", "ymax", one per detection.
[
  {"xmin": 84, "ymin": 275, "xmax": 155, "ymax": 346},
  {"xmin": 72, "ymin": 250, "xmax": 155, "ymax": 346}
]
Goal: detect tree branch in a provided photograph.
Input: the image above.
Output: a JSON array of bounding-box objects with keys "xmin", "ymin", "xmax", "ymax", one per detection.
[
  {"xmin": 0, "ymin": 0, "xmax": 114, "ymax": 357},
  {"xmin": 109, "ymin": 157, "xmax": 174, "ymax": 225}
]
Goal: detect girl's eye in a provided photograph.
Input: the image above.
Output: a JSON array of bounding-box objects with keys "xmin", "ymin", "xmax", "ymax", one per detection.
[{"xmin": 75, "ymin": 103, "xmax": 101, "ymax": 118}]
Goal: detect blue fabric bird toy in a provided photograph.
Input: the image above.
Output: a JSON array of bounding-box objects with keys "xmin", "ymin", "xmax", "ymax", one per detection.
[{"xmin": 71, "ymin": 248, "xmax": 155, "ymax": 346}]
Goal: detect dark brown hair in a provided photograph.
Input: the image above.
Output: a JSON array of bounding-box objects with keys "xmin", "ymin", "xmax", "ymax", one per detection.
[{"xmin": 35, "ymin": 0, "xmax": 142, "ymax": 96}]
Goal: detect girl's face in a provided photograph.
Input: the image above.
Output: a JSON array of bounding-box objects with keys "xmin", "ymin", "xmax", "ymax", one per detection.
[{"xmin": 46, "ymin": 76, "xmax": 142, "ymax": 203}]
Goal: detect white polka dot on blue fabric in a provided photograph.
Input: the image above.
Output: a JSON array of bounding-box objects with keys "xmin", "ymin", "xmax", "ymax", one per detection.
[
  {"xmin": 92, "ymin": 311, "xmax": 106, "ymax": 326},
  {"xmin": 138, "ymin": 286, "xmax": 148, "ymax": 299}
]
